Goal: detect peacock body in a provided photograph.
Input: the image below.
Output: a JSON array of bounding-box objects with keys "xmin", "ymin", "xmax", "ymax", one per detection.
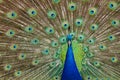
[{"xmin": 0, "ymin": 0, "xmax": 120, "ymax": 80}]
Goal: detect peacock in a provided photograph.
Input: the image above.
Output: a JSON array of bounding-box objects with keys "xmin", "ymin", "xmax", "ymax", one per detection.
[{"xmin": 0, "ymin": 0, "xmax": 120, "ymax": 80}]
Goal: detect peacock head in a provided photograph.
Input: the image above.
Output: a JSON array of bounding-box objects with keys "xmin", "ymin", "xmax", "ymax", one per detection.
[{"xmin": 67, "ymin": 34, "xmax": 72, "ymax": 46}]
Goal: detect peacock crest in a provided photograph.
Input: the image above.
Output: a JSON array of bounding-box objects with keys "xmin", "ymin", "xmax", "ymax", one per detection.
[{"xmin": 0, "ymin": 0, "xmax": 120, "ymax": 80}]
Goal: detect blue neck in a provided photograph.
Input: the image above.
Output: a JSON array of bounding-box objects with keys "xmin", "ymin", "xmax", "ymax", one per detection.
[{"xmin": 61, "ymin": 43, "xmax": 82, "ymax": 80}]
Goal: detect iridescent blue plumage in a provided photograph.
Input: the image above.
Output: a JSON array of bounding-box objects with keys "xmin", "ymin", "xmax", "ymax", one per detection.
[{"xmin": 61, "ymin": 35, "xmax": 82, "ymax": 80}]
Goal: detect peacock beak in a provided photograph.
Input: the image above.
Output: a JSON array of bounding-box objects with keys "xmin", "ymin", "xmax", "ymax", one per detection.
[{"xmin": 68, "ymin": 40, "xmax": 71, "ymax": 46}]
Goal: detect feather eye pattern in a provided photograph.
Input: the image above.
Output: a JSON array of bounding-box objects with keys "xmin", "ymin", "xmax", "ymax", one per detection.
[{"xmin": 0, "ymin": 0, "xmax": 120, "ymax": 80}]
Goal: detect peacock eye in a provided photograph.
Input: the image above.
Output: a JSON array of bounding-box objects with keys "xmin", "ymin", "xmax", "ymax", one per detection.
[
  {"xmin": 90, "ymin": 10, "xmax": 94, "ymax": 14},
  {"xmin": 10, "ymin": 44, "xmax": 18, "ymax": 51},
  {"xmin": 46, "ymin": 50, "xmax": 48, "ymax": 52},
  {"xmin": 90, "ymin": 24, "xmax": 99, "ymax": 31},
  {"xmin": 25, "ymin": 25, "xmax": 34, "ymax": 33},
  {"xmin": 113, "ymin": 21, "xmax": 116, "ymax": 24},
  {"xmin": 42, "ymin": 48, "xmax": 50, "ymax": 55},
  {"xmin": 77, "ymin": 34, "xmax": 85, "ymax": 42},
  {"xmin": 87, "ymin": 52, "xmax": 94, "ymax": 58},
  {"xmin": 11, "ymin": 13, "xmax": 15, "ymax": 16},
  {"xmin": 51, "ymin": 40, "xmax": 58, "ymax": 47},
  {"xmin": 62, "ymin": 39, "xmax": 65, "ymax": 41},
  {"xmin": 110, "ymin": 4, "xmax": 113, "ymax": 8},
  {"xmin": 13, "ymin": 45, "xmax": 16, "ymax": 48},
  {"xmin": 7, "ymin": 66, "xmax": 10, "ymax": 68},
  {"xmin": 49, "ymin": 62, "xmax": 56, "ymax": 67},
  {"xmin": 100, "ymin": 46, "xmax": 103, "ymax": 48},
  {"xmin": 64, "ymin": 24, "xmax": 67, "ymax": 27},
  {"xmin": 75, "ymin": 18, "xmax": 83, "ymax": 27},
  {"xmin": 7, "ymin": 11, "xmax": 18, "ymax": 19},
  {"xmin": 47, "ymin": 10, "xmax": 57, "ymax": 19},
  {"xmin": 93, "ymin": 61, "xmax": 100, "ymax": 67},
  {"xmin": 4, "ymin": 64, "xmax": 12, "ymax": 71},
  {"xmin": 87, "ymin": 38, "xmax": 95, "ymax": 45},
  {"xmin": 14, "ymin": 71, "xmax": 22, "ymax": 77},
  {"xmin": 71, "ymin": 6, "xmax": 74, "ymax": 8},
  {"xmin": 6, "ymin": 30, "xmax": 15, "ymax": 37},
  {"xmin": 111, "ymin": 19, "xmax": 119, "ymax": 27},
  {"xmin": 49, "ymin": 29, "xmax": 53, "ymax": 32},
  {"xmin": 53, "ymin": 53, "xmax": 59, "ymax": 59},
  {"xmin": 28, "ymin": 27, "xmax": 33, "ymax": 31},
  {"xmin": 62, "ymin": 21, "xmax": 69, "ymax": 29},
  {"xmin": 111, "ymin": 57, "xmax": 118, "ymax": 63},
  {"xmin": 18, "ymin": 53, "xmax": 26, "ymax": 60},
  {"xmin": 31, "ymin": 11, "xmax": 35, "ymax": 14},
  {"xmin": 110, "ymin": 36, "xmax": 112, "ymax": 38},
  {"xmin": 51, "ymin": 14, "xmax": 55, "ymax": 17},
  {"xmin": 32, "ymin": 59, "xmax": 40, "ymax": 65},
  {"xmin": 45, "ymin": 27, "xmax": 54, "ymax": 35},
  {"xmin": 59, "ymin": 36, "xmax": 67, "ymax": 44},
  {"xmin": 68, "ymin": 2, "xmax": 77, "ymax": 11},
  {"xmin": 77, "ymin": 22, "xmax": 80, "ymax": 24},
  {"xmin": 31, "ymin": 38, "xmax": 40, "ymax": 45},
  {"xmin": 27, "ymin": 8, "xmax": 37, "ymax": 17},
  {"xmin": 29, "ymin": 28, "xmax": 32, "ymax": 30},
  {"xmin": 99, "ymin": 44, "xmax": 107, "ymax": 51},
  {"xmin": 88, "ymin": 7, "xmax": 97, "ymax": 15},
  {"xmin": 10, "ymin": 32, "xmax": 13, "ymax": 34},
  {"xmin": 92, "ymin": 26, "xmax": 94, "ymax": 29},
  {"xmin": 83, "ymin": 46, "xmax": 89, "ymax": 53},
  {"xmin": 108, "ymin": 1, "xmax": 118, "ymax": 10},
  {"xmin": 108, "ymin": 35, "xmax": 116, "ymax": 41}
]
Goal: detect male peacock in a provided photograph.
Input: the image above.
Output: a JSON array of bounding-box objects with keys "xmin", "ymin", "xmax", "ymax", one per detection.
[{"xmin": 0, "ymin": 0, "xmax": 120, "ymax": 80}]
